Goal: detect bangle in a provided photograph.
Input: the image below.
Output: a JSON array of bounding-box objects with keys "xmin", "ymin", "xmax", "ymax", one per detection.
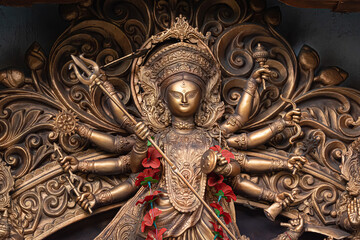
[
  {"xmin": 95, "ymin": 190, "xmax": 113, "ymax": 206},
  {"xmin": 133, "ymin": 143, "xmax": 148, "ymax": 154},
  {"xmin": 77, "ymin": 125, "xmax": 93, "ymax": 139},
  {"xmin": 270, "ymin": 159, "xmax": 288, "ymax": 171},
  {"xmin": 222, "ymin": 163, "xmax": 233, "ymax": 177},
  {"xmin": 114, "ymin": 135, "xmax": 133, "ymax": 154},
  {"xmin": 233, "ymin": 152, "xmax": 246, "ymax": 167},
  {"xmin": 234, "ymin": 133, "xmax": 248, "ymax": 150},
  {"xmin": 269, "ymin": 119, "xmax": 286, "ymax": 134},
  {"xmin": 116, "ymin": 155, "xmax": 131, "ymax": 173},
  {"xmin": 259, "ymin": 189, "xmax": 276, "ymax": 202},
  {"xmin": 78, "ymin": 160, "xmax": 95, "ymax": 173},
  {"xmin": 120, "ymin": 115, "xmax": 136, "ymax": 130},
  {"xmin": 225, "ymin": 114, "xmax": 244, "ymax": 128},
  {"xmin": 243, "ymin": 78, "xmax": 258, "ymax": 97}
]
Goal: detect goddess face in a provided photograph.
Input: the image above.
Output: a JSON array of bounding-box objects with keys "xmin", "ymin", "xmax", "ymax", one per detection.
[{"xmin": 165, "ymin": 79, "xmax": 202, "ymax": 118}]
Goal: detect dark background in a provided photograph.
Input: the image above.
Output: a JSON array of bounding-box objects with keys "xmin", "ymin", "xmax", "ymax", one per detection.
[{"xmin": 0, "ymin": 0, "xmax": 359, "ymax": 239}]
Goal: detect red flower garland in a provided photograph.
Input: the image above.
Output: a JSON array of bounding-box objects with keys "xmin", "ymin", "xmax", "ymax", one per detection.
[
  {"xmin": 135, "ymin": 146, "xmax": 167, "ymax": 240},
  {"xmin": 208, "ymin": 172, "xmax": 224, "ymax": 187},
  {"xmin": 208, "ymin": 145, "xmax": 236, "ymax": 239},
  {"xmin": 142, "ymin": 146, "xmax": 163, "ymax": 168},
  {"xmin": 210, "ymin": 145, "xmax": 234, "ymax": 163},
  {"xmin": 210, "ymin": 221, "xmax": 229, "ymax": 240},
  {"xmin": 210, "ymin": 202, "xmax": 232, "ymax": 224},
  {"xmin": 215, "ymin": 182, "xmax": 237, "ymax": 203},
  {"xmin": 135, "ymin": 168, "xmax": 160, "ymax": 187}
]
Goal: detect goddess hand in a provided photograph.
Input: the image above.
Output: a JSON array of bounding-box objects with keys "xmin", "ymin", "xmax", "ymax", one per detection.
[
  {"xmin": 283, "ymin": 109, "xmax": 301, "ymax": 127},
  {"xmin": 213, "ymin": 152, "xmax": 232, "ymax": 176},
  {"xmin": 76, "ymin": 192, "xmax": 96, "ymax": 212},
  {"xmin": 287, "ymin": 155, "xmax": 307, "ymax": 173},
  {"xmin": 59, "ymin": 156, "xmax": 79, "ymax": 172},
  {"xmin": 134, "ymin": 122, "xmax": 150, "ymax": 141},
  {"xmin": 281, "ymin": 215, "xmax": 305, "ymax": 235},
  {"xmin": 275, "ymin": 192, "xmax": 294, "ymax": 209},
  {"xmin": 251, "ymin": 67, "xmax": 271, "ymax": 84},
  {"xmin": 348, "ymin": 198, "xmax": 360, "ymax": 228}
]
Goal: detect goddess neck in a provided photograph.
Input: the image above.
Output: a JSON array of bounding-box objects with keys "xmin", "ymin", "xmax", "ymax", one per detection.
[{"xmin": 172, "ymin": 116, "xmax": 195, "ymax": 134}]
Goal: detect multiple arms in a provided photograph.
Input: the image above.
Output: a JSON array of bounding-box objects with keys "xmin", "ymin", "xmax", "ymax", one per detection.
[
  {"xmin": 102, "ymin": 81, "xmax": 135, "ymax": 133},
  {"xmin": 226, "ymin": 110, "xmax": 300, "ymax": 150},
  {"xmin": 220, "ymin": 68, "xmax": 271, "ymax": 135},
  {"xmin": 75, "ymin": 175, "xmax": 138, "ymax": 211},
  {"xmin": 220, "ymin": 67, "xmax": 301, "ymax": 151},
  {"xmin": 77, "ymin": 124, "xmax": 135, "ymax": 154}
]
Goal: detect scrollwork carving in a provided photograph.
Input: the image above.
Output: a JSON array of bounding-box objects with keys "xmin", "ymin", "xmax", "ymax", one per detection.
[{"xmin": 2, "ymin": 0, "xmax": 360, "ymax": 239}]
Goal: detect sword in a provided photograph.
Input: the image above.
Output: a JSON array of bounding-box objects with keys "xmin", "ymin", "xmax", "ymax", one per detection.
[{"xmin": 69, "ymin": 55, "xmax": 238, "ymax": 240}]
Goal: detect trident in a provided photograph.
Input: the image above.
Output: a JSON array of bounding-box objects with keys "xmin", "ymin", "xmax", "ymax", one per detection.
[{"xmin": 69, "ymin": 55, "xmax": 239, "ymax": 240}]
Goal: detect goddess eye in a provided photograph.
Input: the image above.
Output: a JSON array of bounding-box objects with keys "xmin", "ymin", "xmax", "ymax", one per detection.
[
  {"xmin": 186, "ymin": 91, "xmax": 197, "ymax": 98},
  {"xmin": 170, "ymin": 91, "xmax": 182, "ymax": 99}
]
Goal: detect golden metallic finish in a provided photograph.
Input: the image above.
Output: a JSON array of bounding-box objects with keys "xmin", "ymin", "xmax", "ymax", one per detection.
[{"xmin": 0, "ymin": 1, "xmax": 360, "ymax": 240}]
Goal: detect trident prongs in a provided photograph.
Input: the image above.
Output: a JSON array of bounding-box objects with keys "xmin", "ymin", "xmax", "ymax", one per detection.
[{"xmin": 69, "ymin": 54, "xmax": 101, "ymax": 87}]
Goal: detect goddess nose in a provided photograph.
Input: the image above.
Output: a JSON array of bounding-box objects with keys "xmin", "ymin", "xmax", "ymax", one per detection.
[{"xmin": 181, "ymin": 94, "xmax": 188, "ymax": 103}]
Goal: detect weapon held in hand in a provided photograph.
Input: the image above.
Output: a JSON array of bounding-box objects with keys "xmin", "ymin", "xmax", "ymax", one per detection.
[
  {"xmin": 53, "ymin": 143, "xmax": 93, "ymax": 214},
  {"xmin": 69, "ymin": 55, "xmax": 239, "ymax": 240}
]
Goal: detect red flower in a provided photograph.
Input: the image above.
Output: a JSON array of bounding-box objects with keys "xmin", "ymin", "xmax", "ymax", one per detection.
[
  {"xmin": 210, "ymin": 145, "xmax": 222, "ymax": 152},
  {"xmin": 210, "ymin": 221, "xmax": 229, "ymax": 240},
  {"xmin": 146, "ymin": 228, "xmax": 167, "ymax": 240},
  {"xmin": 210, "ymin": 145, "xmax": 234, "ymax": 163},
  {"xmin": 135, "ymin": 168, "xmax": 160, "ymax": 187},
  {"xmin": 208, "ymin": 173, "xmax": 224, "ymax": 187},
  {"xmin": 210, "ymin": 202, "xmax": 232, "ymax": 224},
  {"xmin": 215, "ymin": 183, "xmax": 237, "ymax": 202},
  {"xmin": 136, "ymin": 191, "xmax": 162, "ymax": 205},
  {"xmin": 141, "ymin": 208, "xmax": 162, "ymax": 232},
  {"xmin": 142, "ymin": 146, "xmax": 162, "ymax": 168}
]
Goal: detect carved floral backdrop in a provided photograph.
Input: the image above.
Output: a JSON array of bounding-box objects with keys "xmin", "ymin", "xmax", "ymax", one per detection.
[{"xmin": 0, "ymin": 1, "xmax": 360, "ymax": 240}]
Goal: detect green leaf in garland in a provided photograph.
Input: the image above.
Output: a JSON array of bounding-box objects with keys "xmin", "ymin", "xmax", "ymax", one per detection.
[
  {"xmin": 140, "ymin": 176, "xmax": 159, "ymax": 186},
  {"xmin": 214, "ymin": 208, "xmax": 221, "ymax": 217},
  {"xmin": 215, "ymin": 190, "xmax": 225, "ymax": 198},
  {"xmin": 212, "ymin": 231, "xmax": 223, "ymax": 239},
  {"xmin": 147, "ymin": 136, "xmax": 154, "ymax": 146}
]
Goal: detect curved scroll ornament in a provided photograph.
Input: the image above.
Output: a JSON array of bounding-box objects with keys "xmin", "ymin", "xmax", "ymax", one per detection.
[
  {"xmin": 154, "ymin": 0, "xmax": 193, "ymax": 31},
  {"xmin": 1, "ymin": 0, "xmax": 360, "ymax": 239},
  {"xmin": 8, "ymin": 158, "xmax": 127, "ymax": 239},
  {"xmin": 195, "ymin": 0, "xmax": 248, "ymax": 45},
  {"xmin": 0, "ymin": 162, "xmax": 14, "ymax": 210},
  {"xmin": 214, "ymin": 23, "xmax": 297, "ymax": 127},
  {"xmin": 49, "ymin": 20, "xmax": 133, "ymax": 133},
  {"xmin": 96, "ymin": 0, "xmax": 152, "ymax": 49}
]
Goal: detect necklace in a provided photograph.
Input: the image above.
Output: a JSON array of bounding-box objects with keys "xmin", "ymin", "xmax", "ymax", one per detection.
[{"xmin": 172, "ymin": 121, "xmax": 195, "ymax": 130}]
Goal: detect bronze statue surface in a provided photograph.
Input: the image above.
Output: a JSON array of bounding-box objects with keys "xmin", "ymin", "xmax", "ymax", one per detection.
[{"xmin": 0, "ymin": 1, "xmax": 359, "ymax": 240}]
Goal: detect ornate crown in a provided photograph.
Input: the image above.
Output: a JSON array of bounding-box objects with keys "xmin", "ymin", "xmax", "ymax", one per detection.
[{"xmin": 131, "ymin": 16, "xmax": 224, "ymax": 131}]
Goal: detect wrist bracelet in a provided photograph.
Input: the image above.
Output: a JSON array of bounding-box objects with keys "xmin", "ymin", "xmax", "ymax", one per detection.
[
  {"xmin": 95, "ymin": 190, "xmax": 113, "ymax": 206},
  {"xmin": 234, "ymin": 133, "xmax": 248, "ymax": 150},
  {"xmin": 222, "ymin": 163, "xmax": 233, "ymax": 177},
  {"xmin": 243, "ymin": 78, "xmax": 258, "ymax": 97},
  {"xmin": 270, "ymin": 159, "xmax": 288, "ymax": 171},
  {"xmin": 77, "ymin": 125, "xmax": 93, "ymax": 139},
  {"xmin": 269, "ymin": 118, "xmax": 286, "ymax": 134},
  {"xmin": 259, "ymin": 189, "xmax": 276, "ymax": 202},
  {"xmin": 78, "ymin": 160, "xmax": 95, "ymax": 173},
  {"xmin": 133, "ymin": 143, "xmax": 148, "ymax": 154}
]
